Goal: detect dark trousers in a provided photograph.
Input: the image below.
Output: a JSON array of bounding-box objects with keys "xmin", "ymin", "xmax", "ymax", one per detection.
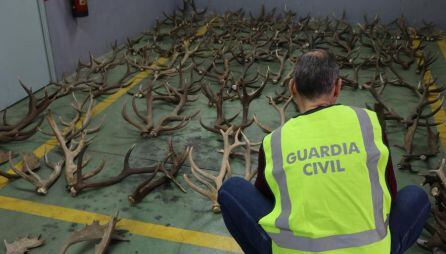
[{"xmin": 218, "ymin": 177, "xmax": 431, "ymax": 254}]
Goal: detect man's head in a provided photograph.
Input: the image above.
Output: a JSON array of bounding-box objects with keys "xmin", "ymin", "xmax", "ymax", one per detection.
[{"xmin": 289, "ymin": 49, "xmax": 342, "ymax": 111}]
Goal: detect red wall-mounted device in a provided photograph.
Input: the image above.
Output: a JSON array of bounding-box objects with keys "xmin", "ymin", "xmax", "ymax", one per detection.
[{"xmin": 71, "ymin": 0, "xmax": 89, "ymax": 17}]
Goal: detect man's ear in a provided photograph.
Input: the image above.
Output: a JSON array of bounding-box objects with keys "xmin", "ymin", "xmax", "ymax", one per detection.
[
  {"xmin": 333, "ymin": 78, "xmax": 342, "ymax": 98},
  {"xmin": 289, "ymin": 79, "xmax": 298, "ymax": 97}
]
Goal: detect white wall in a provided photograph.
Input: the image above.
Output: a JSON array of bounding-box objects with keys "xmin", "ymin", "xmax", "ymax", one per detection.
[
  {"xmin": 44, "ymin": 0, "xmax": 178, "ymax": 79},
  {"xmin": 0, "ymin": 0, "xmax": 52, "ymax": 110}
]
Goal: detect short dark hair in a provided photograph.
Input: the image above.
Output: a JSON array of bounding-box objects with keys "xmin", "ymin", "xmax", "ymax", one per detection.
[{"xmin": 293, "ymin": 49, "xmax": 339, "ymax": 99}]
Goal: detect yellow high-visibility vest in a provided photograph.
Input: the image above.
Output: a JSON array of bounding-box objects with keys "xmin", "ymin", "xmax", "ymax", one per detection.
[{"xmin": 259, "ymin": 105, "xmax": 391, "ymax": 254}]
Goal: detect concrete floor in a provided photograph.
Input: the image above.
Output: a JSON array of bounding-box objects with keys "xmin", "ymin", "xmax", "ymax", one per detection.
[{"xmin": 0, "ymin": 37, "xmax": 445, "ymax": 253}]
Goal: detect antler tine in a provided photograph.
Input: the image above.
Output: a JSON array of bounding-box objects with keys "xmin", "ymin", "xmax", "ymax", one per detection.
[
  {"xmin": 426, "ymin": 120, "xmax": 440, "ymax": 157},
  {"xmin": 0, "ymin": 80, "xmax": 54, "ymax": 143},
  {"xmin": 229, "ymin": 128, "xmax": 247, "ymax": 150},
  {"xmin": 72, "ymin": 142, "xmax": 163, "ymax": 197},
  {"xmin": 254, "ymin": 95, "xmax": 293, "ymax": 133},
  {"xmin": 237, "ymin": 69, "xmax": 269, "ymax": 127},
  {"xmin": 183, "ymin": 172, "xmax": 219, "ymax": 208},
  {"xmin": 184, "ymin": 147, "xmax": 219, "ymax": 211},
  {"xmin": 123, "ymin": 144, "xmax": 136, "ymax": 170},
  {"xmin": 364, "ymin": 82, "xmax": 404, "ymax": 122},
  {"xmin": 158, "ymin": 161, "xmax": 187, "ymax": 193},
  {"xmin": 429, "ymin": 159, "xmax": 446, "ymax": 189},
  {"xmin": 238, "ymin": 130, "xmax": 257, "ymax": 180},
  {"xmin": 82, "ymin": 159, "xmax": 106, "ymax": 180},
  {"xmin": 72, "ymin": 131, "xmax": 87, "ymax": 157},
  {"xmin": 188, "ymin": 147, "xmax": 216, "ymax": 181},
  {"xmin": 44, "ymin": 148, "xmax": 64, "ymax": 170},
  {"xmin": 10, "ymin": 151, "xmax": 61, "ymax": 195},
  {"xmin": 271, "ymin": 49, "xmax": 288, "ymax": 83},
  {"xmin": 121, "ymin": 101, "xmax": 146, "ymax": 133},
  {"xmin": 39, "ymin": 153, "xmax": 63, "ymax": 194},
  {"xmin": 78, "ymin": 94, "xmax": 94, "ymax": 129},
  {"xmin": 8, "ymin": 152, "xmax": 40, "ymax": 186},
  {"xmin": 201, "ymin": 82, "xmax": 217, "ymax": 107},
  {"xmin": 47, "ymin": 110, "xmax": 69, "ymax": 153},
  {"xmin": 253, "ymin": 114, "xmax": 273, "ymax": 133}
]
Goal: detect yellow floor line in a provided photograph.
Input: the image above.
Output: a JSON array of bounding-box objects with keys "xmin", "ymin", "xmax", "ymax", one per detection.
[
  {"xmin": 0, "ymin": 195, "xmax": 241, "ymax": 253},
  {"xmin": 0, "ymin": 22, "xmax": 240, "ymax": 254},
  {"xmin": 413, "ymin": 40, "xmax": 446, "ymax": 148},
  {"xmin": 424, "ymin": 71, "xmax": 446, "ymax": 147},
  {"xmin": 0, "ymin": 57, "xmax": 168, "ymax": 188},
  {"xmin": 438, "ymin": 40, "xmax": 446, "ymax": 59}
]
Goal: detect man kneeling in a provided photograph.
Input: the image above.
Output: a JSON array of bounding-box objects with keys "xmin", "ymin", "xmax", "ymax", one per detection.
[{"xmin": 218, "ymin": 49, "xmax": 431, "ymax": 254}]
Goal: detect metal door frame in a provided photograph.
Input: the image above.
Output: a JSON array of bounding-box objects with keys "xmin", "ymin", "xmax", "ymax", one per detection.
[{"xmin": 36, "ymin": 0, "xmax": 57, "ymax": 81}]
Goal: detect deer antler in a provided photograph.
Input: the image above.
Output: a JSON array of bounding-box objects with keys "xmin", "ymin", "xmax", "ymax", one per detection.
[
  {"xmin": 270, "ymin": 50, "xmax": 289, "ymax": 83},
  {"xmin": 236, "ymin": 69, "xmax": 269, "ymax": 128},
  {"xmin": 254, "ymin": 96, "xmax": 293, "ymax": 133},
  {"xmin": 46, "ymin": 109, "xmax": 93, "ymax": 194},
  {"xmin": 129, "ymin": 139, "xmax": 190, "ymax": 203},
  {"xmin": 78, "ymin": 42, "xmax": 122, "ymax": 78},
  {"xmin": 0, "ymin": 81, "xmax": 57, "ymax": 143},
  {"xmin": 90, "ymin": 62, "xmax": 137, "ymax": 98},
  {"xmin": 59, "ymin": 211, "xmax": 126, "ymax": 254},
  {"xmin": 200, "ymin": 82, "xmax": 240, "ymax": 134},
  {"xmin": 122, "ymin": 66, "xmax": 200, "ymax": 137},
  {"xmin": 40, "ymin": 94, "xmax": 103, "ymax": 144},
  {"xmin": 184, "ymin": 127, "xmax": 259, "ymax": 213},
  {"xmin": 8, "ymin": 151, "xmax": 62, "ymax": 195},
  {"xmin": 0, "ymin": 149, "xmax": 16, "ymax": 166},
  {"xmin": 0, "ymin": 153, "xmax": 40, "ymax": 179},
  {"xmin": 4, "ymin": 235, "xmax": 44, "ymax": 254},
  {"xmin": 71, "ymin": 143, "xmax": 157, "ymax": 196}
]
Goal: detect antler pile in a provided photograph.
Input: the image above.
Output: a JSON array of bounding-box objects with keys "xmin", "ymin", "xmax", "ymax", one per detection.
[
  {"xmin": 122, "ymin": 66, "xmax": 200, "ymax": 137},
  {"xmin": 418, "ymin": 159, "xmax": 446, "ymax": 252},
  {"xmin": 70, "ymin": 138, "xmax": 189, "ymax": 204}
]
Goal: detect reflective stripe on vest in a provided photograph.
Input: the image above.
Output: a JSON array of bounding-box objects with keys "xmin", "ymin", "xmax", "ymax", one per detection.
[{"xmin": 267, "ymin": 107, "xmax": 388, "ymax": 252}]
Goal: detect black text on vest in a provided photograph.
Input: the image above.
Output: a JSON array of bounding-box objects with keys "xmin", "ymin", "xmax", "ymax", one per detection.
[{"xmin": 285, "ymin": 142, "xmax": 360, "ymax": 176}]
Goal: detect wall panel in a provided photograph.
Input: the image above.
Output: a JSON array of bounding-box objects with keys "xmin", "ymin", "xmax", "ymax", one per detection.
[{"xmin": 44, "ymin": 0, "xmax": 177, "ymax": 79}]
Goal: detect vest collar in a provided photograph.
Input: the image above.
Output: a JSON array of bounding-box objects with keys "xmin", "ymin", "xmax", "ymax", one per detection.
[{"xmin": 295, "ymin": 103, "xmax": 340, "ymax": 118}]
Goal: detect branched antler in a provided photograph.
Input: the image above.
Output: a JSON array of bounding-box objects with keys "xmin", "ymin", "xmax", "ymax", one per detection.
[
  {"xmin": 184, "ymin": 127, "xmax": 259, "ymax": 213},
  {"xmin": 236, "ymin": 69, "xmax": 269, "ymax": 128},
  {"xmin": 0, "ymin": 81, "xmax": 57, "ymax": 143},
  {"xmin": 78, "ymin": 42, "xmax": 122, "ymax": 78},
  {"xmin": 418, "ymin": 159, "xmax": 446, "ymax": 252},
  {"xmin": 4, "ymin": 235, "xmax": 44, "ymax": 254},
  {"xmin": 71, "ymin": 138, "xmax": 189, "ymax": 203},
  {"xmin": 254, "ymin": 96, "xmax": 293, "ymax": 133},
  {"xmin": 270, "ymin": 50, "xmax": 289, "ymax": 83},
  {"xmin": 129, "ymin": 139, "xmax": 189, "ymax": 203},
  {"xmin": 200, "ymin": 82, "xmax": 239, "ymax": 134},
  {"xmin": 59, "ymin": 211, "xmax": 127, "ymax": 254},
  {"xmin": 46, "ymin": 106, "xmax": 99, "ymax": 194},
  {"xmin": 90, "ymin": 63, "xmax": 137, "ymax": 98},
  {"xmin": 71, "ymin": 143, "xmax": 155, "ymax": 196},
  {"xmin": 122, "ymin": 66, "xmax": 200, "ymax": 137},
  {"xmin": 0, "ymin": 153, "xmax": 40, "ymax": 179},
  {"xmin": 40, "ymin": 94, "xmax": 103, "ymax": 144},
  {"xmin": 8, "ymin": 151, "xmax": 62, "ymax": 195}
]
